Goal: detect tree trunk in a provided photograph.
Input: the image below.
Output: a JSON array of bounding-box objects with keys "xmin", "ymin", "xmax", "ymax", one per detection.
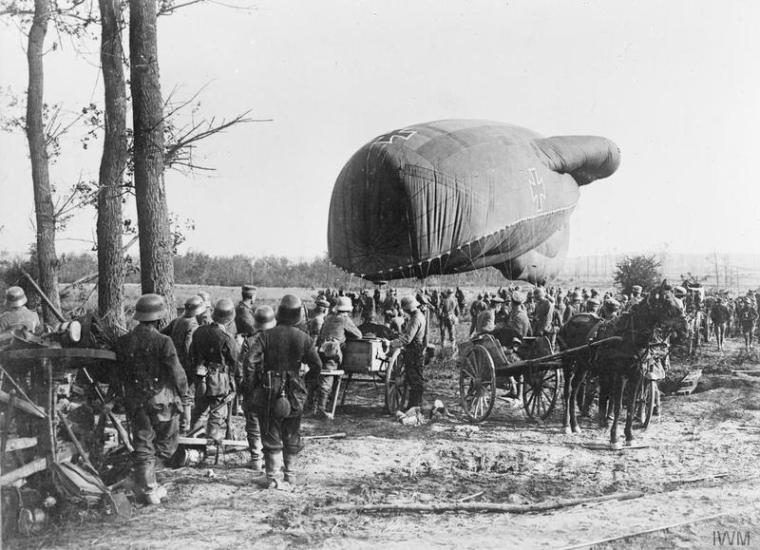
[
  {"xmin": 97, "ymin": 0, "xmax": 127, "ymax": 334},
  {"xmin": 26, "ymin": 0, "xmax": 61, "ymax": 325},
  {"xmin": 128, "ymin": 0, "xmax": 175, "ymax": 322}
]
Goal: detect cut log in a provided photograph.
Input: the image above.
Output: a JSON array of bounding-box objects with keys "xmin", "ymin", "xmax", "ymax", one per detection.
[
  {"xmin": 3, "ymin": 437, "xmax": 38, "ymax": 452},
  {"xmin": 0, "ymin": 348, "xmax": 117, "ymax": 362},
  {"xmin": 177, "ymin": 437, "xmax": 248, "ymax": 449},
  {"xmin": 303, "ymin": 433, "xmax": 347, "ymax": 441},
  {"xmin": 0, "ymin": 389, "xmax": 46, "ymax": 418},
  {"xmin": 324, "ymin": 491, "xmax": 644, "ymax": 514}
]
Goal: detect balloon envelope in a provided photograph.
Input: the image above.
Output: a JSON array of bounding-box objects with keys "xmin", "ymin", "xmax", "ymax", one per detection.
[{"xmin": 327, "ymin": 120, "xmax": 620, "ymax": 284}]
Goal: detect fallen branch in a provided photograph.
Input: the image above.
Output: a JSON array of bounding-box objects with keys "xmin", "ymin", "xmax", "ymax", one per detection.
[
  {"xmin": 458, "ymin": 491, "xmax": 484, "ymax": 503},
  {"xmin": 668, "ymin": 473, "xmax": 729, "ymax": 485},
  {"xmin": 324, "ymin": 491, "xmax": 644, "ymax": 514},
  {"xmin": 303, "ymin": 433, "xmax": 347, "ymax": 441}
]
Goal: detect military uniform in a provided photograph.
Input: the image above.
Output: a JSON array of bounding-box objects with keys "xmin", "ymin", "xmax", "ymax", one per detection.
[
  {"xmin": 391, "ymin": 307, "xmax": 426, "ymax": 407},
  {"xmin": 247, "ymin": 314, "xmax": 322, "ymax": 485},
  {"xmin": 532, "ymin": 297, "xmax": 554, "ymax": 337},
  {"xmin": 236, "ymin": 300, "xmax": 256, "ymax": 337},
  {"xmin": 314, "ymin": 311, "xmax": 361, "ymax": 416},
  {"xmin": 0, "ymin": 307, "xmax": 40, "ymax": 333},
  {"xmin": 189, "ymin": 323, "xmax": 238, "ymax": 440},
  {"xmin": 116, "ymin": 323, "xmax": 187, "ymax": 490},
  {"xmin": 438, "ymin": 294, "xmax": 459, "ymax": 345},
  {"xmin": 359, "ymin": 292, "xmax": 376, "ymax": 324},
  {"xmin": 170, "ymin": 315, "xmax": 199, "ymax": 432}
]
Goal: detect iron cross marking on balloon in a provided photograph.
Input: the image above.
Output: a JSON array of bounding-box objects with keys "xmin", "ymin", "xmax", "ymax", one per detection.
[
  {"xmin": 528, "ymin": 168, "xmax": 546, "ymax": 212},
  {"xmin": 374, "ymin": 129, "xmax": 417, "ymax": 145}
]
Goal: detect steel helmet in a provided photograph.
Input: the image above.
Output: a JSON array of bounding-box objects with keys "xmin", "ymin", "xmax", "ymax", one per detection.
[
  {"xmin": 253, "ymin": 305, "xmax": 276, "ymax": 330},
  {"xmin": 5, "ymin": 286, "xmax": 27, "ymax": 308},
  {"xmin": 400, "ymin": 295, "xmax": 418, "ymax": 312},
  {"xmin": 183, "ymin": 295, "xmax": 205, "ymax": 318},
  {"xmin": 277, "ymin": 294, "xmax": 303, "ymax": 325},
  {"xmin": 335, "ymin": 296, "xmax": 353, "ymax": 312},
  {"xmin": 134, "ymin": 294, "xmax": 166, "ymax": 322},
  {"xmin": 212, "ymin": 299, "xmax": 236, "ymax": 323}
]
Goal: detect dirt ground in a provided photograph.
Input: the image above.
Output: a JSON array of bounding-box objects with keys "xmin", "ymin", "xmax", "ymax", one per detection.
[{"xmin": 11, "ymin": 315, "xmax": 760, "ymax": 550}]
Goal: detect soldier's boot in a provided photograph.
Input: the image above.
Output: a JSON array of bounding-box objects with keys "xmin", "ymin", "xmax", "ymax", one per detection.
[
  {"xmin": 264, "ymin": 451, "xmax": 284, "ymax": 487},
  {"xmin": 135, "ymin": 461, "xmax": 166, "ymax": 505},
  {"xmin": 283, "ymin": 453, "xmax": 297, "ymax": 485},
  {"xmin": 247, "ymin": 450, "xmax": 264, "ymax": 473},
  {"xmin": 179, "ymin": 405, "xmax": 192, "ymax": 435},
  {"xmin": 315, "ymin": 391, "xmax": 333, "ymax": 421}
]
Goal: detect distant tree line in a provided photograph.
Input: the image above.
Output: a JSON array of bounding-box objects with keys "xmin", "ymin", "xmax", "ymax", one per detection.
[{"xmin": 1, "ymin": 250, "xmax": 516, "ymax": 290}]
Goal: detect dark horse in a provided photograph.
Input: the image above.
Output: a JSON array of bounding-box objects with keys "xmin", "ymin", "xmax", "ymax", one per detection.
[{"xmin": 558, "ymin": 281, "xmax": 687, "ymax": 449}]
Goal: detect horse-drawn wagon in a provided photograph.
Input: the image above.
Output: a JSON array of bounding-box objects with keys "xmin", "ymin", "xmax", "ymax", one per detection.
[{"xmin": 458, "ymin": 332, "xmax": 622, "ymax": 423}]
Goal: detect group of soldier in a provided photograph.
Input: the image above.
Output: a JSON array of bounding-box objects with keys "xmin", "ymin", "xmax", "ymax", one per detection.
[
  {"xmin": 683, "ymin": 287, "xmax": 760, "ymax": 352},
  {"xmin": 3, "ymin": 278, "xmax": 760, "ymax": 508}
]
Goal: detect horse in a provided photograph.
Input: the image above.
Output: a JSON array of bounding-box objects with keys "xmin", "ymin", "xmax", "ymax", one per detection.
[{"xmin": 557, "ymin": 281, "xmax": 687, "ymax": 449}]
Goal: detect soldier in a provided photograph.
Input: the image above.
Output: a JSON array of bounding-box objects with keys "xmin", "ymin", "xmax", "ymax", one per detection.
[
  {"xmin": 239, "ymin": 305, "xmax": 276, "ymax": 472},
  {"xmin": 390, "ymin": 295, "xmax": 427, "ymax": 409},
  {"xmin": 629, "ymin": 285, "xmax": 643, "ymax": 307},
  {"xmin": 358, "ymin": 289, "xmax": 376, "ymax": 324},
  {"xmin": 738, "ymin": 299, "xmax": 758, "ymax": 351},
  {"xmin": 314, "ymin": 297, "xmax": 362, "ymax": 419},
  {"xmin": 455, "ymin": 287, "xmax": 466, "ymax": 313},
  {"xmin": 563, "ymin": 291, "xmax": 583, "ymax": 324},
  {"xmin": 385, "ymin": 309, "xmax": 405, "ymax": 336},
  {"xmin": 710, "ymin": 297, "xmax": 730, "ymax": 352},
  {"xmin": 383, "ymin": 289, "xmax": 400, "ymax": 317},
  {"xmin": 585, "ymin": 296, "xmax": 601, "ymax": 315},
  {"xmin": 506, "ymin": 291, "xmax": 532, "ymax": 339},
  {"xmin": 115, "ymin": 294, "xmax": 187, "ymax": 504},
  {"xmin": 619, "ymin": 294, "xmax": 630, "ymax": 312},
  {"xmin": 492, "ymin": 295, "xmax": 510, "ymax": 329},
  {"xmin": 246, "ymin": 295, "xmax": 322, "ymax": 488},
  {"xmin": 531, "ymin": 287, "xmax": 554, "ymax": 338},
  {"xmin": 599, "ymin": 298, "xmax": 621, "ymax": 321},
  {"xmin": 170, "ymin": 295, "xmax": 205, "ymax": 433},
  {"xmin": 235, "ymin": 285, "xmax": 257, "ymax": 337},
  {"xmin": 189, "ymin": 299, "xmax": 238, "ymax": 441},
  {"xmin": 196, "ymin": 291, "xmax": 214, "ymax": 326},
  {"xmin": 469, "ymin": 293, "xmax": 488, "ymax": 336},
  {"xmin": 307, "ymin": 298, "xmax": 330, "ymax": 344},
  {"xmin": 438, "ymin": 289, "xmax": 459, "ymax": 347},
  {"xmin": 0, "ymin": 287, "xmax": 40, "ymax": 333}
]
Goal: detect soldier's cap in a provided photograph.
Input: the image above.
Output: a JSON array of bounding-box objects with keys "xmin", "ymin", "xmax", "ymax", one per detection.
[
  {"xmin": 242, "ymin": 284, "xmax": 257, "ymax": 292},
  {"xmin": 183, "ymin": 295, "xmax": 205, "ymax": 318},
  {"xmin": 510, "ymin": 292, "xmax": 526, "ymax": 304},
  {"xmin": 632, "ymin": 285, "xmax": 642, "ymax": 293},
  {"xmin": 253, "ymin": 305, "xmax": 276, "ymax": 330},
  {"xmin": 315, "ymin": 298, "xmax": 330, "ymax": 308},
  {"xmin": 571, "ymin": 291, "xmax": 582, "ymax": 301},
  {"xmin": 335, "ymin": 296, "xmax": 353, "ymax": 312},
  {"xmin": 400, "ymin": 295, "xmax": 418, "ymax": 312},
  {"xmin": 213, "ymin": 298, "xmax": 236, "ymax": 323},
  {"xmin": 134, "ymin": 293, "xmax": 165, "ymax": 322},
  {"xmin": 5, "ymin": 286, "xmax": 27, "ymax": 308},
  {"xmin": 590, "ymin": 289, "xmax": 599, "ymax": 296},
  {"xmin": 587, "ymin": 297, "xmax": 601, "ymax": 306}
]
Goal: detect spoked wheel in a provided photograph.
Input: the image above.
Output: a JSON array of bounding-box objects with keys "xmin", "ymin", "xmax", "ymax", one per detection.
[
  {"xmin": 459, "ymin": 345, "xmax": 496, "ymax": 423},
  {"xmin": 523, "ymin": 366, "xmax": 560, "ymax": 420},
  {"xmin": 634, "ymin": 377, "xmax": 657, "ymax": 430},
  {"xmin": 384, "ymin": 351, "xmax": 408, "ymax": 414}
]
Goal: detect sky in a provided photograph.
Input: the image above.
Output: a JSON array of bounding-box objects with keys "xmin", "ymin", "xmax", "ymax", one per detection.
[{"xmin": 0, "ymin": 0, "xmax": 758, "ymax": 260}]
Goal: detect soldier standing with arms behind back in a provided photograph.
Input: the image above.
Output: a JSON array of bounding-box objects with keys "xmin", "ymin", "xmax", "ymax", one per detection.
[
  {"xmin": 189, "ymin": 299, "xmax": 238, "ymax": 441},
  {"xmin": 390, "ymin": 295, "xmax": 427, "ymax": 409},
  {"xmin": 247, "ymin": 295, "xmax": 322, "ymax": 489},
  {"xmin": 115, "ymin": 294, "xmax": 187, "ymax": 505}
]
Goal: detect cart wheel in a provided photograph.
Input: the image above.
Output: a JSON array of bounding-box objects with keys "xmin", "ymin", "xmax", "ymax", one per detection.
[
  {"xmin": 459, "ymin": 345, "xmax": 496, "ymax": 423},
  {"xmin": 635, "ymin": 377, "xmax": 657, "ymax": 430},
  {"xmin": 523, "ymin": 366, "xmax": 559, "ymax": 420},
  {"xmin": 385, "ymin": 351, "xmax": 408, "ymax": 414}
]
